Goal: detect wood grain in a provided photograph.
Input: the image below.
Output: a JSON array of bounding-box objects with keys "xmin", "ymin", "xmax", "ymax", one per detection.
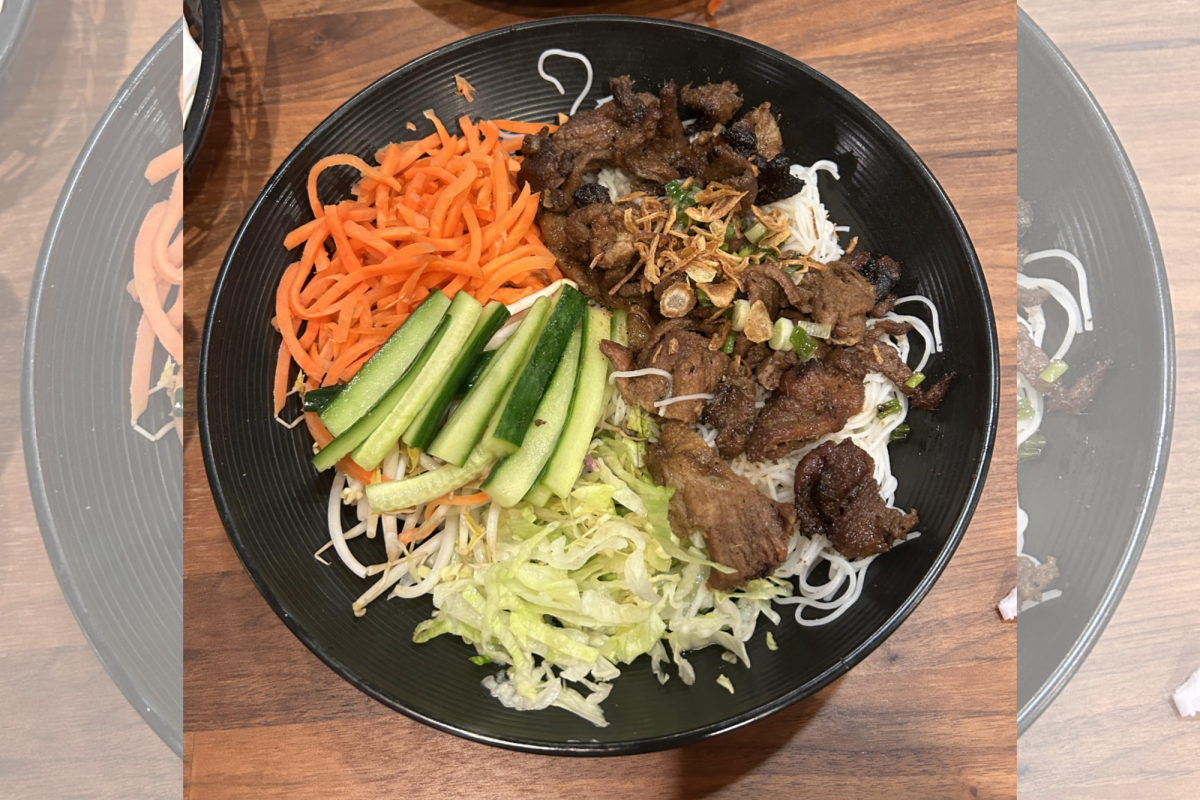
[
  {"xmin": 1015, "ymin": 1, "xmax": 1200, "ymax": 797},
  {"xmin": 0, "ymin": 0, "xmax": 182, "ymax": 797},
  {"xmin": 182, "ymin": 1, "xmax": 1017, "ymax": 797}
]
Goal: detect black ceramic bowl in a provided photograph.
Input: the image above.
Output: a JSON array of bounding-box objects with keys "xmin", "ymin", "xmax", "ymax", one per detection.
[
  {"xmin": 183, "ymin": 0, "xmax": 222, "ymax": 171},
  {"xmin": 200, "ymin": 16, "xmax": 998, "ymax": 755},
  {"xmin": 22, "ymin": 24, "xmax": 184, "ymax": 754},
  {"xmin": 1016, "ymin": 10, "xmax": 1173, "ymax": 734}
]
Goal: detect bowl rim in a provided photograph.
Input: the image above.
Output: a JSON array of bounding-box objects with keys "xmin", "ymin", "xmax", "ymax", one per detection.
[
  {"xmin": 183, "ymin": 0, "xmax": 223, "ymax": 172},
  {"xmin": 21, "ymin": 22, "xmax": 183, "ymax": 757},
  {"xmin": 1016, "ymin": 8, "xmax": 1175, "ymax": 736},
  {"xmin": 198, "ymin": 14, "xmax": 999, "ymax": 756}
]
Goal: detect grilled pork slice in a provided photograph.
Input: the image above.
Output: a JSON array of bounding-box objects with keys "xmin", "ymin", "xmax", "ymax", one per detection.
[{"xmin": 647, "ymin": 421, "xmax": 794, "ymax": 591}]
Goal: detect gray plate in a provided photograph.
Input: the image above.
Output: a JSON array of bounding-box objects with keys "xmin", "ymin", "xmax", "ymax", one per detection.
[
  {"xmin": 21, "ymin": 22, "xmax": 183, "ymax": 756},
  {"xmin": 1016, "ymin": 9, "xmax": 1175, "ymax": 734}
]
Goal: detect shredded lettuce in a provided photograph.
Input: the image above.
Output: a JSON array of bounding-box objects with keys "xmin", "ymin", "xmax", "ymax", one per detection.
[{"xmin": 412, "ymin": 428, "xmax": 791, "ymax": 725}]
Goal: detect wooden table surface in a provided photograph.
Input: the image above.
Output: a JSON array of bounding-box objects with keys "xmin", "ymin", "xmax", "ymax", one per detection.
[
  {"xmin": 0, "ymin": 1, "xmax": 181, "ymax": 797},
  {"xmin": 182, "ymin": 2, "xmax": 1017, "ymax": 797},
  {"xmin": 1015, "ymin": 1, "xmax": 1200, "ymax": 797}
]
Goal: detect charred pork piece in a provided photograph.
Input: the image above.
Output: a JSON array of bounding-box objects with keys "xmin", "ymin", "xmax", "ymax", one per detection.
[
  {"xmin": 648, "ymin": 421, "xmax": 795, "ymax": 591},
  {"xmin": 639, "ymin": 331, "xmax": 729, "ymax": 424},
  {"xmin": 870, "ymin": 293, "xmax": 898, "ymax": 318},
  {"xmin": 1016, "ymin": 325, "xmax": 1110, "ymax": 413},
  {"xmin": 565, "ymin": 202, "xmax": 637, "ymax": 270},
  {"xmin": 701, "ymin": 144, "xmax": 758, "ymax": 210},
  {"xmin": 794, "ymin": 439, "xmax": 918, "ymax": 559},
  {"xmin": 730, "ymin": 102, "xmax": 783, "ymax": 160},
  {"xmin": 752, "ymin": 155, "xmax": 804, "ymax": 205},
  {"xmin": 732, "ymin": 332, "xmax": 771, "ymax": 368},
  {"xmin": 743, "ymin": 263, "xmax": 806, "ymax": 319},
  {"xmin": 1044, "ymin": 360, "xmax": 1113, "ymax": 414},
  {"xmin": 573, "ymin": 182, "xmax": 611, "ymax": 207},
  {"xmin": 622, "ymin": 80, "xmax": 704, "ymax": 183},
  {"xmin": 626, "ymin": 304, "xmax": 655, "ymax": 352},
  {"xmin": 845, "ymin": 323, "xmax": 955, "ymax": 410},
  {"xmin": 516, "ymin": 127, "xmax": 570, "ymax": 212},
  {"xmin": 755, "ymin": 348, "xmax": 798, "ymax": 392},
  {"xmin": 745, "ymin": 353, "xmax": 866, "ymax": 462},
  {"xmin": 701, "ymin": 368, "xmax": 758, "ymax": 460},
  {"xmin": 680, "ymin": 81, "xmax": 744, "ymax": 126},
  {"xmin": 599, "ymin": 339, "xmax": 669, "ymax": 412},
  {"xmin": 722, "ymin": 125, "xmax": 758, "ymax": 160},
  {"xmin": 910, "ymin": 372, "xmax": 956, "ymax": 410},
  {"xmin": 841, "ymin": 250, "xmax": 902, "ymax": 302},
  {"xmin": 795, "ymin": 260, "xmax": 877, "ymax": 345}
]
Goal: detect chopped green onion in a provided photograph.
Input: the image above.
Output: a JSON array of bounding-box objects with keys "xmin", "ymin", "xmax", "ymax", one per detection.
[
  {"xmin": 1038, "ymin": 359, "xmax": 1069, "ymax": 384},
  {"xmin": 737, "ymin": 246, "xmax": 754, "ymax": 258},
  {"xmin": 719, "ymin": 242, "xmax": 730, "ymax": 252},
  {"xmin": 1017, "ymin": 397, "xmax": 1035, "ymax": 422},
  {"xmin": 173, "ymin": 387, "xmax": 184, "ymax": 418},
  {"xmin": 744, "ymin": 222, "xmax": 768, "ymax": 243},
  {"xmin": 665, "ymin": 179, "xmax": 697, "ymax": 208},
  {"xmin": 720, "ymin": 333, "xmax": 737, "ymax": 354},
  {"xmin": 665, "ymin": 179, "xmax": 697, "ymax": 231},
  {"xmin": 1018, "ymin": 433, "xmax": 1047, "ymax": 459},
  {"xmin": 904, "ymin": 371, "xmax": 926, "ymax": 389},
  {"xmin": 730, "ymin": 299, "xmax": 751, "ymax": 332},
  {"xmin": 768, "ymin": 318, "xmax": 794, "ymax": 351},
  {"xmin": 781, "ymin": 264, "xmax": 798, "ymax": 275},
  {"xmin": 725, "ymin": 225, "xmax": 737, "ymax": 240},
  {"xmin": 794, "ymin": 319, "xmax": 832, "ymax": 339},
  {"xmin": 877, "ymin": 398, "xmax": 902, "ymax": 418},
  {"xmin": 665, "ymin": 179, "xmax": 697, "ymax": 230},
  {"xmin": 790, "ymin": 326, "xmax": 818, "ymax": 361},
  {"xmin": 697, "ymin": 288, "xmax": 714, "ymax": 308},
  {"xmin": 890, "ymin": 423, "xmax": 911, "ymax": 442},
  {"xmin": 468, "ymin": 654, "xmax": 494, "ymax": 666}
]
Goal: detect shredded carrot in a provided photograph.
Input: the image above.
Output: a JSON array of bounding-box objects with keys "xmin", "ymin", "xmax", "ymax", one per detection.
[
  {"xmin": 306, "ymin": 412, "xmax": 335, "ymax": 448},
  {"xmin": 130, "ymin": 93, "xmax": 188, "ymax": 440},
  {"xmin": 145, "ymin": 145, "xmax": 183, "ymax": 184},
  {"xmin": 400, "ymin": 516, "xmax": 442, "ymax": 545},
  {"xmin": 454, "ymin": 75, "xmax": 476, "ymax": 103},
  {"xmin": 491, "ymin": 119, "xmax": 559, "ymax": 136},
  {"xmin": 337, "ymin": 456, "xmax": 375, "ymax": 486},
  {"xmin": 274, "ymin": 112, "xmax": 572, "ymax": 469}
]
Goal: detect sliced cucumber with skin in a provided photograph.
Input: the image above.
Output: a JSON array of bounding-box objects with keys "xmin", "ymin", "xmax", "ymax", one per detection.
[
  {"xmin": 428, "ymin": 296, "xmax": 552, "ymax": 467},
  {"xmin": 311, "ymin": 321, "xmax": 448, "ymax": 472},
  {"xmin": 302, "ymin": 385, "xmax": 343, "ymax": 414},
  {"xmin": 610, "ymin": 307, "xmax": 628, "ymax": 346},
  {"xmin": 523, "ymin": 482, "xmax": 553, "ymax": 508},
  {"xmin": 490, "ymin": 284, "xmax": 587, "ymax": 452},
  {"xmin": 482, "ymin": 325, "xmax": 582, "ymax": 508},
  {"xmin": 456, "ymin": 349, "xmax": 495, "ymax": 400},
  {"xmin": 365, "ymin": 445, "xmax": 496, "ymax": 514},
  {"xmin": 319, "ymin": 289, "xmax": 450, "ymax": 436},
  {"xmin": 403, "ymin": 301, "xmax": 511, "ymax": 452},
  {"xmin": 350, "ymin": 292, "xmax": 483, "ymax": 471},
  {"xmin": 541, "ymin": 306, "xmax": 612, "ymax": 499}
]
